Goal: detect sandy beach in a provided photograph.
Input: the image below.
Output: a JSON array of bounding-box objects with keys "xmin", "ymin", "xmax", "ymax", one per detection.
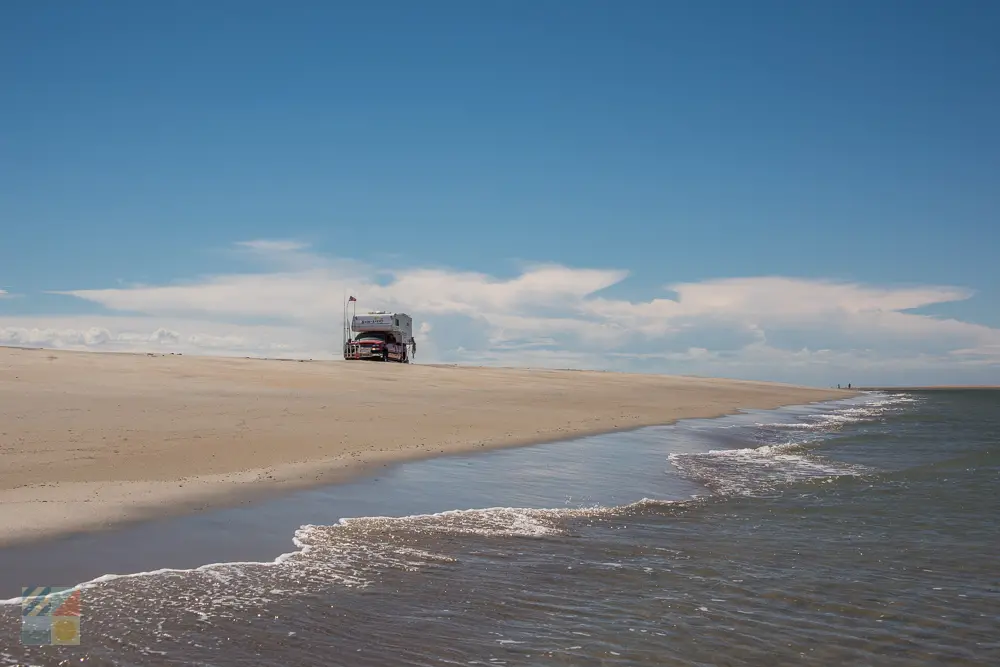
[{"xmin": 0, "ymin": 346, "xmax": 850, "ymax": 546}]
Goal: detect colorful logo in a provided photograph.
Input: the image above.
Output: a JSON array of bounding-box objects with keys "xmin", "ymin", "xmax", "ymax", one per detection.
[{"xmin": 21, "ymin": 586, "xmax": 81, "ymax": 646}]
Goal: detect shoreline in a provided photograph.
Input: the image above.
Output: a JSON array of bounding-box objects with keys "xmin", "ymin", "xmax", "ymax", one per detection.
[
  {"xmin": 0, "ymin": 392, "xmax": 869, "ymax": 600},
  {"xmin": 0, "ymin": 346, "xmax": 854, "ymax": 547},
  {"xmin": 857, "ymin": 385, "xmax": 999, "ymax": 390}
]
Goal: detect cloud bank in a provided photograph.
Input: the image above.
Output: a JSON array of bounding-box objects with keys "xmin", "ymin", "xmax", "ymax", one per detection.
[{"xmin": 2, "ymin": 240, "xmax": 998, "ymax": 385}]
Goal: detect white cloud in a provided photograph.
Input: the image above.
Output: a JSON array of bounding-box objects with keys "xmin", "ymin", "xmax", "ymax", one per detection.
[
  {"xmin": 234, "ymin": 239, "xmax": 310, "ymax": 253},
  {"xmin": 4, "ymin": 239, "xmax": 999, "ymax": 384},
  {"xmin": 950, "ymin": 344, "xmax": 1000, "ymax": 360},
  {"xmin": 0, "ymin": 316, "xmax": 328, "ymax": 359}
]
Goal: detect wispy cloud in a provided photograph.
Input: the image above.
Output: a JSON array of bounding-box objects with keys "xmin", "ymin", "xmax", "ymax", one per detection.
[
  {"xmin": 5, "ymin": 239, "xmax": 998, "ymax": 384},
  {"xmin": 234, "ymin": 239, "xmax": 310, "ymax": 253}
]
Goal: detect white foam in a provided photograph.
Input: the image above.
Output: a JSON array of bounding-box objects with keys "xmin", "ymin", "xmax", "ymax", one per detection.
[
  {"xmin": 668, "ymin": 442, "xmax": 872, "ymax": 496},
  {"xmin": 0, "ymin": 498, "xmax": 678, "ymax": 608},
  {"xmin": 0, "ymin": 550, "xmax": 308, "ymax": 606},
  {"xmin": 754, "ymin": 392, "xmax": 919, "ymax": 433}
]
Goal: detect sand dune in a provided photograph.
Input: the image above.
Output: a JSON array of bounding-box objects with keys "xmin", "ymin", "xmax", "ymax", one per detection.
[{"xmin": 0, "ymin": 346, "xmax": 851, "ymax": 545}]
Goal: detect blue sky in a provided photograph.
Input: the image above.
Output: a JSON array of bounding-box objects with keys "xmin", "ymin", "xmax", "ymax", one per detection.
[{"xmin": 2, "ymin": 0, "xmax": 998, "ymax": 385}]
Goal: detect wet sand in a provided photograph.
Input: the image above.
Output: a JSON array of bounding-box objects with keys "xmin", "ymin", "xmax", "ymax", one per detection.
[{"xmin": 0, "ymin": 346, "xmax": 850, "ymax": 546}]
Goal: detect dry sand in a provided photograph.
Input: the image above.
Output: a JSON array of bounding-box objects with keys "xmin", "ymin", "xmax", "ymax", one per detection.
[{"xmin": 0, "ymin": 346, "xmax": 852, "ymax": 546}]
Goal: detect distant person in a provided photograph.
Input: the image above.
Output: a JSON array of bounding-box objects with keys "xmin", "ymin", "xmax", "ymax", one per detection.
[
  {"xmin": 837, "ymin": 384, "xmax": 841, "ymax": 389},
  {"xmin": 848, "ymin": 383, "xmax": 852, "ymax": 389}
]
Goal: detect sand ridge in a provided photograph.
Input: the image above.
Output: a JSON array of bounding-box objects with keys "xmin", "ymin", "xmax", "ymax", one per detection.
[{"xmin": 0, "ymin": 346, "xmax": 852, "ymax": 545}]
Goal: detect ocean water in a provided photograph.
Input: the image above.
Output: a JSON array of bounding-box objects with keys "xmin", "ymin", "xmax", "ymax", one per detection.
[{"xmin": 1, "ymin": 390, "xmax": 998, "ymax": 666}]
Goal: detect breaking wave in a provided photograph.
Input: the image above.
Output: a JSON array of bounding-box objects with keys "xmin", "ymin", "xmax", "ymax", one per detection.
[
  {"xmin": 1, "ymin": 500, "xmax": 687, "ymax": 665},
  {"xmin": 668, "ymin": 444, "xmax": 873, "ymax": 496},
  {"xmin": 0, "ymin": 499, "xmax": 678, "ymax": 612},
  {"xmin": 753, "ymin": 393, "xmax": 920, "ymax": 431},
  {"xmin": 669, "ymin": 392, "xmax": 916, "ymax": 496}
]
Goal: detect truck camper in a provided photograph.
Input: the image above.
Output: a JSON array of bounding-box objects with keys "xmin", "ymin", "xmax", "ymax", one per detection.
[{"xmin": 342, "ymin": 299, "xmax": 416, "ymax": 363}]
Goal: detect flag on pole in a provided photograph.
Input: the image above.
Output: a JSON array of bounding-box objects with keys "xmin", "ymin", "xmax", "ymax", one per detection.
[{"xmin": 348, "ymin": 296, "xmax": 357, "ymax": 302}]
